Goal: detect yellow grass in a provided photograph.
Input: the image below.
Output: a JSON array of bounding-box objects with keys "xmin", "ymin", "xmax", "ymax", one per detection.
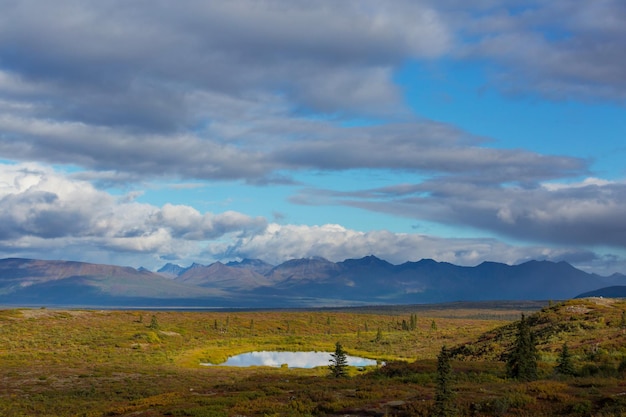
[{"xmin": 2, "ymin": 300, "xmax": 626, "ymax": 416}]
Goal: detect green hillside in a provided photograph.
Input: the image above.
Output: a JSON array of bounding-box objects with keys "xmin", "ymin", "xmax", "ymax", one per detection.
[{"xmin": 452, "ymin": 297, "xmax": 626, "ymax": 367}]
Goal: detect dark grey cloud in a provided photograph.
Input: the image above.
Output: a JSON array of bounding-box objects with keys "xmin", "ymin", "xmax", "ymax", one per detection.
[
  {"xmin": 274, "ymin": 122, "xmax": 586, "ymax": 183},
  {"xmin": 0, "ymin": 106, "xmax": 587, "ymax": 185},
  {"xmin": 0, "ymin": 0, "xmax": 452, "ymax": 185},
  {"xmin": 0, "ymin": 0, "xmax": 448, "ymax": 127},
  {"xmin": 451, "ymin": 0, "xmax": 626, "ymax": 101},
  {"xmin": 297, "ymin": 178, "xmax": 626, "ymax": 248},
  {"xmin": 0, "ymin": 0, "xmax": 610, "ymax": 186},
  {"xmin": 0, "ymin": 115, "xmax": 274, "ymax": 181}
]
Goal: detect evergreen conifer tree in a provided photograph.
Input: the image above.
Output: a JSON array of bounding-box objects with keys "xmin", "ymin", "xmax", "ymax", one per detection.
[
  {"xmin": 148, "ymin": 315, "xmax": 159, "ymax": 330},
  {"xmin": 555, "ymin": 342, "xmax": 575, "ymax": 376},
  {"xmin": 329, "ymin": 341, "xmax": 349, "ymax": 378},
  {"xmin": 375, "ymin": 328, "xmax": 383, "ymax": 342},
  {"xmin": 506, "ymin": 314, "xmax": 538, "ymax": 381},
  {"xmin": 434, "ymin": 345, "xmax": 456, "ymax": 417}
]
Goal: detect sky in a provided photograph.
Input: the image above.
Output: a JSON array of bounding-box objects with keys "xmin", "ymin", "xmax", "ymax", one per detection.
[{"xmin": 0, "ymin": 1, "xmax": 625, "ymax": 275}]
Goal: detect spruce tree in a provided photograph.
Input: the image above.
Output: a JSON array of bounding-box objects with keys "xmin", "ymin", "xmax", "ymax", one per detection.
[
  {"xmin": 555, "ymin": 342, "xmax": 575, "ymax": 376},
  {"xmin": 329, "ymin": 341, "xmax": 349, "ymax": 378},
  {"xmin": 434, "ymin": 345, "xmax": 456, "ymax": 417},
  {"xmin": 148, "ymin": 315, "xmax": 159, "ymax": 330},
  {"xmin": 375, "ymin": 328, "xmax": 383, "ymax": 342},
  {"xmin": 506, "ymin": 314, "xmax": 538, "ymax": 381}
]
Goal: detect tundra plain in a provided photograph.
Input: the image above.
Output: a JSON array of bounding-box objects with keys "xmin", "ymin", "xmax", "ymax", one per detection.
[{"xmin": 2, "ymin": 299, "xmax": 626, "ymax": 416}]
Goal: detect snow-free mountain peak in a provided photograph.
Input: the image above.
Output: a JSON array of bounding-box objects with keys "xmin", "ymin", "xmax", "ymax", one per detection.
[{"xmin": 1, "ymin": 256, "xmax": 625, "ymax": 307}]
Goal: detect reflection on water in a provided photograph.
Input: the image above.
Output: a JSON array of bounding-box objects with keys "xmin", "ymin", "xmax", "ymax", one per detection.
[{"xmin": 202, "ymin": 351, "xmax": 378, "ymax": 368}]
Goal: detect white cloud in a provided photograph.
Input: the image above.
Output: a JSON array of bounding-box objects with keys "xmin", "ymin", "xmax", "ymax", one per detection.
[
  {"xmin": 0, "ymin": 163, "xmax": 623, "ymax": 275},
  {"xmin": 542, "ymin": 177, "xmax": 615, "ymax": 191},
  {"xmin": 217, "ymin": 222, "xmax": 602, "ymax": 270},
  {"xmin": 0, "ymin": 163, "xmax": 266, "ymax": 262}
]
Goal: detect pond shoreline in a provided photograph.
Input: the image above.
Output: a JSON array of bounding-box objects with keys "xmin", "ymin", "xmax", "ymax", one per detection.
[{"xmin": 201, "ymin": 350, "xmax": 380, "ymax": 368}]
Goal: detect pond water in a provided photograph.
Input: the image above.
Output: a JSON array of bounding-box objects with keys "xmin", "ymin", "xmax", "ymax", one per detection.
[{"xmin": 201, "ymin": 351, "xmax": 378, "ymax": 368}]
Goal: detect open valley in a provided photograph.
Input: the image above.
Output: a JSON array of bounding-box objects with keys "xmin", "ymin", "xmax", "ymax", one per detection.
[{"xmin": 3, "ymin": 299, "xmax": 626, "ymax": 416}]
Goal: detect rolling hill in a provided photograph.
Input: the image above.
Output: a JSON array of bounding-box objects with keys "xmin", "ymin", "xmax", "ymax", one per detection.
[{"xmin": 450, "ymin": 297, "xmax": 626, "ymax": 365}]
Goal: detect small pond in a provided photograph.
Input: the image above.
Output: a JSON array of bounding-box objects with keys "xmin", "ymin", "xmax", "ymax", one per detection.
[{"xmin": 201, "ymin": 351, "xmax": 379, "ymax": 368}]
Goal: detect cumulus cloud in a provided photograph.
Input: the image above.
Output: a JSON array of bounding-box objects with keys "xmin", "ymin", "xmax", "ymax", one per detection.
[
  {"xmin": 0, "ymin": 163, "xmax": 623, "ymax": 275},
  {"xmin": 150, "ymin": 205, "xmax": 266, "ymax": 241},
  {"xmin": 0, "ymin": 163, "xmax": 266, "ymax": 262},
  {"xmin": 213, "ymin": 222, "xmax": 618, "ymax": 273}
]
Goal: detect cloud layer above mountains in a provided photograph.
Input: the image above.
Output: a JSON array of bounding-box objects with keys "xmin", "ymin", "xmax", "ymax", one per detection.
[
  {"xmin": 0, "ymin": 163, "xmax": 618, "ymax": 275},
  {"xmin": 0, "ymin": 1, "xmax": 624, "ymax": 274}
]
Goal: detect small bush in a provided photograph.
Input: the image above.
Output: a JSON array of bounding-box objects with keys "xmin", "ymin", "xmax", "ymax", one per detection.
[
  {"xmin": 568, "ymin": 400, "xmax": 593, "ymax": 416},
  {"xmin": 579, "ymin": 363, "xmax": 618, "ymax": 378},
  {"xmin": 526, "ymin": 380, "xmax": 569, "ymax": 401}
]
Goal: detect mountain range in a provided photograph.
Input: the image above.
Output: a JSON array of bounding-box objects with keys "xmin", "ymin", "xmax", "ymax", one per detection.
[{"xmin": 0, "ymin": 256, "xmax": 624, "ymax": 308}]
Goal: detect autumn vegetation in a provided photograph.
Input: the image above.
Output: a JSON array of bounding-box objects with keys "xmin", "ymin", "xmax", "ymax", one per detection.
[{"xmin": 1, "ymin": 298, "xmax": 626, "ymax": 416}]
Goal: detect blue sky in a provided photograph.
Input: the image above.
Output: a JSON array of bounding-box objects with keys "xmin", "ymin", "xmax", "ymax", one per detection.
[
  {"xmin": 399, "ymin": 60, "xmax": 626, "ymax": 175},
  {"xmin": 0, "ymin": 1, "xmax": 625, "ymax": 275}
]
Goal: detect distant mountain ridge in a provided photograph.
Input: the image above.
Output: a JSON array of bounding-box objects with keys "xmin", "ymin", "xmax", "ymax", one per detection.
[
  {"xmin": 158, "ymin": 258, "xmax": 275, "ymax": 279},
  {"xmin": 226, "ymin": 258, "xmax": 274, "ymax": 275},
  {"xmin": 576, "ymin": 286, "xmax": 626, "ymax": 299},
  {"xmin": 0, "ymin": 256, "xmax": 624, "ymax": 307},
  {"xmin": 157, "ymin": 262, "xmax": 187, "ymax": 278},
  {"xmin": 0, "ymin": 258, "xmax": 226, "ymax": 306}
]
